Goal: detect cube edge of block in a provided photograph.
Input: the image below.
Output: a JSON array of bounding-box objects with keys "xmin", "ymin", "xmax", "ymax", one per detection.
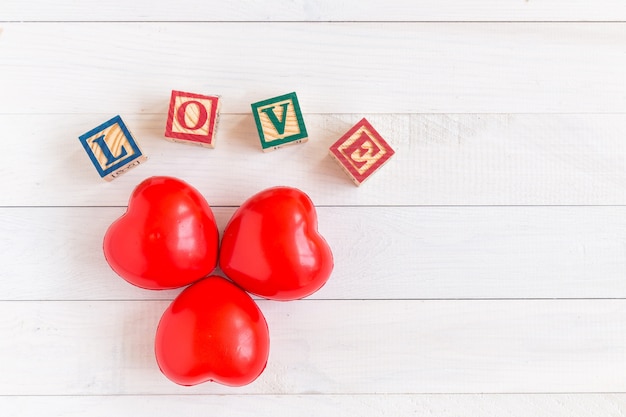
[
  {"xmin": 102, "ymin": 154, "xmax": 148, "ymax": 181},
  {"xmin": 165, "ymin": 136, "xmax": 216, "ymax": 148},
  {"xmin": 328, "ymin": 148, "xmax": 362, "ymax": 186},
  {"xmin": 262, "ymin": 137, "xmax": 309, "ymax": 152}
]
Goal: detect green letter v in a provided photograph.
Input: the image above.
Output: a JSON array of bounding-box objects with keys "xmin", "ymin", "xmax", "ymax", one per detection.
[{"xmin": 260, "ymin": 102, "xmax": 290, "ymax": 135}]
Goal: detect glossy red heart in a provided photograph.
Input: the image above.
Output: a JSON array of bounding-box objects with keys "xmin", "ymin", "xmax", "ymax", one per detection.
[
  {"xmin": 103, "ymin": 176, "xmax": 219, "ymax": 290},
  {"xmin": 219, "ymin": 186, "xmax": 333, "ymax": 300},
  {"xmin": 155, "ymin": 275, "xmax": 270, "ymax": 386}
]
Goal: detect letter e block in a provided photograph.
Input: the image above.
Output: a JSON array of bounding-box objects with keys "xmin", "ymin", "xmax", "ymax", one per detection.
[
  {"xmin": 78, "ymin": 115, "xmax": 147, "ymax": 181},
  {"xmin": 251, "ymin": 92, "xmax": 308, "ymax": 152},
  {"xmin": 164, "ymin": 90, "xmax": 221, "ymax": 148},
  {"xmin": 329, "ymin": 118, "xmax": 395, "ymax": 186}
]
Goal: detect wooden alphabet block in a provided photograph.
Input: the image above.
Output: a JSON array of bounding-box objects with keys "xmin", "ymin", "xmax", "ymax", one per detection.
[
  {"xmin": 251, "ymin": 92, "xmax": 308, "ymax": 152},
  {"xmin": 329, "ymin": 118, "xmax": 395, "ymax": 186},
  {"xmin": 164, "ymin": 90, "xmax": 221, "ymax": 148},
  {"xmin": 78, "ymin": 115, "xmax": 147, "ymax": 181}
]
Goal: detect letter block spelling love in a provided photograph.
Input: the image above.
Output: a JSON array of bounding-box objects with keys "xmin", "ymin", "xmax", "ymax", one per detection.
[
  {"xmin": 78, "ymin": 115, "xmax": 147, "ymax": 181},
  {"xmin": 251, "ymin": 92, "xmax": 308, "ymax": 152},
  {"xmin": 329, "ymin": 118, "xmax": 395, "ymax": 186},
  {"xmin": 165, "ymin": 90, "xmax": 221, "ymax": 148}
]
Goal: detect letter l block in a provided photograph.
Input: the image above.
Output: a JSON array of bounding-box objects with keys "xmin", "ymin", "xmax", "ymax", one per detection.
[{"xmin": 78, "ymin": 115, "xmax": 147, "ymax": 181}]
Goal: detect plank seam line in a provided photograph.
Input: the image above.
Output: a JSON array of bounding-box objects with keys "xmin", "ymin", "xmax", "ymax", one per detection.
[
  {"xmin": 2, "ymin": 20, "xmax": 626, "ymax": 23},
  {"xmin": 1, "ymin": 392, "xmax": 625, "ymax": 397},
  {"xmin": 4, "ymin": 205, "xmax": 626, "ymax": 209},
  {"xmin": 3, "ymin": 112, "xmax": 626, "ymax": 116},
  {"xmin": 3, "ymin": 298, "xmax": 626, "ymax": 302}
]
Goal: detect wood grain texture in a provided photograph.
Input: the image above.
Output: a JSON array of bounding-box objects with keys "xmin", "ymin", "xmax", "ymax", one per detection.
[
  {"xmin": 0, "ymin": 23, "xmax": 624, "ymax": 114},
  {"xmin": 2, "ymin": 114, "xmax": 626, "ymax": 207},
  {"xmin": 77, "ymin": 115, "xmax": 148, "ymax": 181},
  {"xmin": 2, "ymin": 394, "xmax": 625, "ymax": 417},
  {"xmin": 252, "ymin": 92, "xmax": 308, "ymax": 151},
  {"xmin": 164, "ymin": 91, "xmax": 220, "ymax": 148},
  {"xmin": 329, "ymin": 117, "xmax": 396, "ymax": 186},
  {"xmin": 1, "ymin": 300, "xmax": 625, "ymax": 395},
  {"xmin": 3, "ymin": 206, "xmax": 626, "ymax": 301},
  {"xmin": 3, "ymin": 0, "xmax": 626, "ymax": 22}
]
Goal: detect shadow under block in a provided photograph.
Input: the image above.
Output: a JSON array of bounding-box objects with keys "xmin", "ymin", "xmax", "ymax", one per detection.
[
  {"xmin": 251, "ymin": 92, "xmax": 308, "ymax": 152},
  {"xmin": 164, "ymin": 90, "xmax": 221, "ymax": 148},
  {"xmin": 329, "ymin": 118, "xmax": 395, "ymax": 186},
  {"xmin": 78, "ymin": 115, "xmax": 147, "ymax": 181}
]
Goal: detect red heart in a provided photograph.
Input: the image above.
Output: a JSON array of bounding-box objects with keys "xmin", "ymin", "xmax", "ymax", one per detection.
[
  {"xmin": 219, "ymin": 186, "xmax": 334, "ymax": 300},
  {"xmin": 155, "ymin": 275, "xmax": 270, "ymax": 386},
  {"xmin": 103, "ymin": 176, "xmax": 219, "ymax": 290}
]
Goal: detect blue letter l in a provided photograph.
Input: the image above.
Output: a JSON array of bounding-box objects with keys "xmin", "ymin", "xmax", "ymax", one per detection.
[{"xmin": 92, "ymin": 134, "xmax": 128, "ymax": 166}]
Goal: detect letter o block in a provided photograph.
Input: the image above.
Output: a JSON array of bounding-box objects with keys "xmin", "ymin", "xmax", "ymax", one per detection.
[
  {"xmin": 329, "ymin": 118, "xmax": 395, "ymax": 186},
  {"xmin": 165, "ymin": 90, "xmax": 221, "ymax": 148}
]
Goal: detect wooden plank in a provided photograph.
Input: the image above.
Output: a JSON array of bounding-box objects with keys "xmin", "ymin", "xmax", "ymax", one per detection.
[
  {"xmin": 1, "ymin": 300, "xmax": 625, "ymax": 394},
  {"xmin": 2, "ymin": 394, "xmax": 625, "ymax": 417},
  {"xmin": 0, "ymin": 23, "xmax": 625, "ymax": 114},
  {"xmin": 3, "ymin": 1, "xmax": 626, "ymax": 22},
  {"xmin": 3, "ymin": 206, "xmax": 626, "ymax": 301},
  {"xmin": 2, "ymin": 114, "xmax": 626, "ymax": 207}
]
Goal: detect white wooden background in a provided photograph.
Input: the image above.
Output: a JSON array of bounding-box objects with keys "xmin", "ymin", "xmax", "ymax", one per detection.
[{"xmin": 1, "ymin": 1, "xmax": 626, "ymax": 415}]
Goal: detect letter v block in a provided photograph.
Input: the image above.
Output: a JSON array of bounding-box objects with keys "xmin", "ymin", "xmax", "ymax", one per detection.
[
  {"xmin": 329, "ymin": 118, "xmax": 395, "ymax": 186},
  {"xmin": 251, "ymin": 92, "xmax": 308, "ymax": 152},
  {"xmin": 78, "ymin": 115, "xmax": 147, "ymax": 181},
  {"xmin": 164, "ymin": 90, "xmax": 221, "ymax": 148}
]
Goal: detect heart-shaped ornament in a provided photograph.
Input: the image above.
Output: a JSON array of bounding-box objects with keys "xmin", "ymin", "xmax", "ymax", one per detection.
[
  {"xmin": 219, "ymin": 186, "xmax": 334, "ymax": 300},
  {"xmin": 155, "ymin": 275, "xmax": 270, "ymax": 386},
  {"xmin": 103, "ymin": 176, "xmax": 219, "ymax": 290}
]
